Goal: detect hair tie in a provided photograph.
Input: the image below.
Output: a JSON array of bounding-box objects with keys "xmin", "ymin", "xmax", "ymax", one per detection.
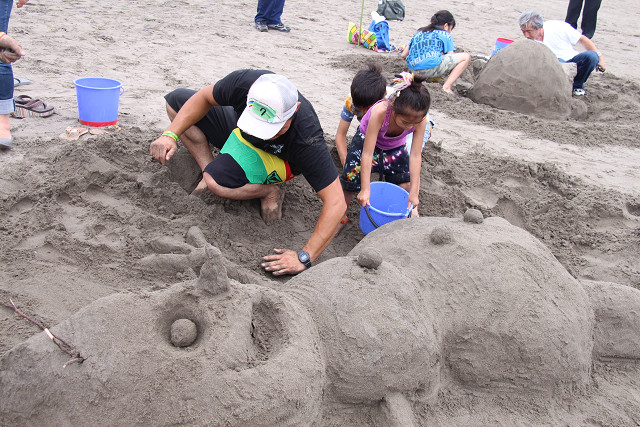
[{"xmin": 389, "ymin": 72, "xmax": 414, "ymax": 96}]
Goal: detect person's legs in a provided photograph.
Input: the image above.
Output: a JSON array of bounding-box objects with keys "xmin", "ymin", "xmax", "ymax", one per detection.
[
  {"xmin": 164, "ymin": 88, "xmax": 238, "ymax": 192},
  {"xmin": 442, "ymin": 53, "xmax": 470, "ymax": 93},
  {"xmin": 580, "ymin": 0, "xmax": 602, "ymax": 39},
  {"xmin": 339, "ymin": 130, "xmax": 365, "ymax": 196},
  {"xmin": 202, "ymin": 128, "xmax": 294, "ymax": 222},
  {"xmin": 565, "ymin": 0, "xmax": 584, "ymax": 29},
  {"xmin": 261, "ymin": 0, "xmax": 285, "ymax": 25},
  {"xmin": 255, "ymin": 0, "xmax": 266, "ymax": 22},
  {"xmin": 0, "ymin": 0, "xmax": 14, "ymax": 143},
  {"xmin": 254, "ymin": 0, "xmax": 268, "ymax": 31},
  {"xmin": 203, "ymin": 173, "xmax": 285, "ymax": 222},
  {"xmin": 568, "ymin": 51, "xmax": 599, "ymax": 90}
]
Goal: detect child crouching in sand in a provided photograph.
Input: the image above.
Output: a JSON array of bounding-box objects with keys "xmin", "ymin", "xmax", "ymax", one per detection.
[
  {"xmin": 401, "ymin": 10, "xmax": 470, "ymax": 94},
  {"xmin": 339, "ymin": 72, "xmax": 431, "ymax": 224}
]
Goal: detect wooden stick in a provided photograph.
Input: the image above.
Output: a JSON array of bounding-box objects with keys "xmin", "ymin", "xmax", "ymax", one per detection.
[{"xmin": 9, "ymin": 298, "xmax": 84, "ymax": 364}]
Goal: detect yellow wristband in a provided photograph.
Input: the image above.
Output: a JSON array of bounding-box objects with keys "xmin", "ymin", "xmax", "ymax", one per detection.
[
  {"xmin": 161, "ymin": 131, "xmax": 179, "ymax": 142},
  {"xmin": 0, "ymin": 32, "xmax": 5, "ymax": 40}
]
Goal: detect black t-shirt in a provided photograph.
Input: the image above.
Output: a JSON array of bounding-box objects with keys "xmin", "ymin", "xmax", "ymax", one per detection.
[{"xmin": 212, "ymin": 69, "xmax": 338, "ymax": 193}]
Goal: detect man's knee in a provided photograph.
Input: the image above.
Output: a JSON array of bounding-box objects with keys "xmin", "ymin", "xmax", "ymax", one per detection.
[
  {"xmin": 578, "ymin": 51, "xmax": 600, "ymax": 68},
  {"xmin": 165, "ymin": 102, "xmax": 177, "ymax": 121},
  {"xmin": 203, "ymin": 172, "xmax": 226, "ymax": 197},
  {"xmin": 164, "ymin": 88, "xmax": 197, "ymax": 121},
  {"xmin": 585, "ymin": 50, "xmax": 599, "ymax": 64}
]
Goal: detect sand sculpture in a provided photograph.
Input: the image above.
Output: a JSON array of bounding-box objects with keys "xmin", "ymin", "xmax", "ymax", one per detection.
[
  {"xmin": 469, "ymin": 39, "xmax": 573, "ymax": 119},
  {"xmin": 2, "ymin": 214, "xmax": 640, "ymax": 426}
]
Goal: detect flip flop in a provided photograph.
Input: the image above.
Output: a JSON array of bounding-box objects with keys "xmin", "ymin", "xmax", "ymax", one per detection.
[
  {"xmin": 11, "ymin": 99, "xmax": 55, "ymax": 118},
  {"xmin": 14, "ymin": 77, "xmax": 31, "ymax": 86}
]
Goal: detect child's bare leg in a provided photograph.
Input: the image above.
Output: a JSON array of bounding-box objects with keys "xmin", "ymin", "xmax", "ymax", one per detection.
[{"xmin": 442, "ymin": 52, "xmax": 471, "ymax": 93}]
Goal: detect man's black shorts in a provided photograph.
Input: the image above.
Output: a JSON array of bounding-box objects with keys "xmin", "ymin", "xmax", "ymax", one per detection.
[{"xmin": 165, "ymin": 88, "xmax": 248, "ymax": 188}]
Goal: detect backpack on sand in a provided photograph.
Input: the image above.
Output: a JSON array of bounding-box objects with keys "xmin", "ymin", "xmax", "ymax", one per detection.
[
  {"xmin": 376, "ymin": 0, "xmax": 405, "ymax": 21},
  {"xmin": 368, "ymin": 19, "xmax": 391, "ymax": 51}
]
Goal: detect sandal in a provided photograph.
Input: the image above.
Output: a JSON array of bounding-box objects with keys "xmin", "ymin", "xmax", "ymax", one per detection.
[
  {"xmin": 14, "ymin": 77, "xmax": 31, "ymax": 87},
  {"xmin": 15, "ymin": 95, "xmax": 34, "ymax": 105},
  {"xmin": 11, "ymin": 98, "xmax": 55, "ymax": 118}
]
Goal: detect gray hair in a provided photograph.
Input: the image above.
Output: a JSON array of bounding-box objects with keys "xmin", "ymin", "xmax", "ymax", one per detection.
[{"xmin": 519, "ymin": 10, "xmax": 544, "ymax": 29}]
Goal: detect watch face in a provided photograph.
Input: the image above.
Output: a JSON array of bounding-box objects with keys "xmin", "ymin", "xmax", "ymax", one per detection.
[{"xmin": 298, "ymin": 250, "xmax": 311, "ymax": 266}]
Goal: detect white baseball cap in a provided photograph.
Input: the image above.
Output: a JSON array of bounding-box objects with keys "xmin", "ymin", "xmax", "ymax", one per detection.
[{"xmin": 237, "ymin": 74, "xmax": 299, "ymax": 140}]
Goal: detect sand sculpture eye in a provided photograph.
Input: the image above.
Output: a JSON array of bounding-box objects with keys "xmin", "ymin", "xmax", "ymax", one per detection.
[{"xmin": 170, "ymin": 318, "xmax": 198, "ymax": 347}]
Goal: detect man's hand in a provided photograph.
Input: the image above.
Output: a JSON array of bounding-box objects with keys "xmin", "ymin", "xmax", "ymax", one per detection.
[
  {"xmin": 261, "ymin": 248, "xmax": 307, "ymax": 276},
  {"xmin": 149, "ymin": 135, "xmax": 178, "ymax": 165},
  {"xmin": 16, "ymin": 0, "xmax": 30, "ymax": 7}
]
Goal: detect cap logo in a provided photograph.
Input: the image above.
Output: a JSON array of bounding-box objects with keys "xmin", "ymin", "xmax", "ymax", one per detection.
[{"xmin": 248, "ymin": 100, "xmax": 278, "ymax": 123}]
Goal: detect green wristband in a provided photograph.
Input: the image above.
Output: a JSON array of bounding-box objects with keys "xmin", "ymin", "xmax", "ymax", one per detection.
[{"xmin": 162, "ymin": 131, "xmax": 179, "ymax": 142}]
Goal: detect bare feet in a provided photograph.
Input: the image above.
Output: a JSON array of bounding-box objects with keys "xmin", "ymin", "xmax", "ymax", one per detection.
[
  {"xmin": 260, "ymin": 185, "xmax": 285, "ymax": 223},
  {"xmin": 443, "ymin": 87, "xmax": 454, "ymax": 95},
  {"xmin": 190, "ymin": 178, "xmax": 208, "ymax": 196}
]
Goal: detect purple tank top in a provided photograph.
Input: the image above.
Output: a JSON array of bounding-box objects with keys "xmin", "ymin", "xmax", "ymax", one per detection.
[{"xmin": 358, "ymin": 100, "xmax": 414, "ymax": 150}]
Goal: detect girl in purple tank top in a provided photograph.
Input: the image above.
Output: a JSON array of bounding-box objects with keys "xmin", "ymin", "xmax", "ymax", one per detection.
[{"xmin": 339, "ymin": 72, "xmax": 431, "ymax": 223}]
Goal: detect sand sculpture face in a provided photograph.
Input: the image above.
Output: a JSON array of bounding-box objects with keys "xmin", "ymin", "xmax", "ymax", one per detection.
[
  {"xmin": 469, "ymin": 39, "xmax": 573, "ymax": 119},
  {"xmin": 2, "ymin": 215, "xmax": 640, "ymax": 426}
]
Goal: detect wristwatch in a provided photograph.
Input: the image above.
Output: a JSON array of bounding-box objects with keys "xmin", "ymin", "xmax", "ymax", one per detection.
[{"xmin": 297, "ymin": 250, "xmax": 312, "ymax": 268}]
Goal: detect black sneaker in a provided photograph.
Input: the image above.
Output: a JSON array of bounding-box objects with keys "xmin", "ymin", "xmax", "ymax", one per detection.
[
  {"xmin": 255, "ymin": 20, "xmax": 268, "ymax": 32},
  {"xmin": 267, "ymin": 22, "xmax": 291, "ymax": 32}
]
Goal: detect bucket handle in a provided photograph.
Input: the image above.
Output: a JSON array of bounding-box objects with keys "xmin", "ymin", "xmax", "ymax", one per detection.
[
  {"xmin": 364, "ymin": 203, "xmax": 414, "ymax": 230},
  {"xmin": 119, "ymin": 86, "xmax": 124, "ymax": 96},
  {"xmin": 364, "ymin": 205, "xmax": 380, "ymax": 229}
]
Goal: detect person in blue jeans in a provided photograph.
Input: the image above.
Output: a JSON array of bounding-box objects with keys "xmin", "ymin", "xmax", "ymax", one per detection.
[
  {"xmin": 519, "ymin": 10, "xmax": 606, "ymax": 96},
  {"xmin": 0, "ymin": 0, "xmax": 29, "ymax": 149},
  {"xmin": 254, "ymin": 0, "xmax": 290, "ymax": 33}
]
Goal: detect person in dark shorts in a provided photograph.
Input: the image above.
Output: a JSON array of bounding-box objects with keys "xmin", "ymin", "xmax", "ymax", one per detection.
[{"xmin": 149, "ymin": 69, "xmax": 346, "ymax": 276}]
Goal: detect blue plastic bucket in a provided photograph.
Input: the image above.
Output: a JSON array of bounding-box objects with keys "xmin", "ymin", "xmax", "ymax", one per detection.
[
  {"xmin": 490, "ymin": 38, "xmax": 514, "ymax": 56},
  {"xmin": 74, "ymin": 77, "xmax": 124, "ymax": 126},
  {"xmin": 359, "ymin": 181, "xmax": 412, "ymax": 235}
]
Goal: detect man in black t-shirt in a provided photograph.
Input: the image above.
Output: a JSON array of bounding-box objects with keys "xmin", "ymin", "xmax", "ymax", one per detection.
[{"xmin": 150, "ymin": 69, "xmax": 346, "ymax": 276}]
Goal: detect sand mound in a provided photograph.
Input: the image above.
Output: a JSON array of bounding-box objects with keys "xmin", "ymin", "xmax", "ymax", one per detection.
[
  {"xmin": 3, "ymin": 217, "xmax": 640, "ymax": 426},
  {"xmin": 469, "ymin": 39, "xmax": 573, "ymax": 119}
]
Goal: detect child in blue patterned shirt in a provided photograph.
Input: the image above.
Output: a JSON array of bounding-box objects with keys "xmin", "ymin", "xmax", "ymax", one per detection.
[{"xmin": 401, "ymin": 10, "xmax": 470, "ymax": 94}]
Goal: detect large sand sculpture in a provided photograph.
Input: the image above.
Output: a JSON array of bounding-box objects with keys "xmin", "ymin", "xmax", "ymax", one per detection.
[
  {"xmin": 2, "ymin": 215, "xmax": 640, "ymax": 426},
  {"xmin": 469, "ymin": 39, "xmax": 573, "ymax": 119}
]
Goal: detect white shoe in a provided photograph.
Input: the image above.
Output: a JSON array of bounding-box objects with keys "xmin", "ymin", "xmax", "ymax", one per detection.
[{"xmin": 572, "ymin": 88, "xmax": 586, "ymax": 96}]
